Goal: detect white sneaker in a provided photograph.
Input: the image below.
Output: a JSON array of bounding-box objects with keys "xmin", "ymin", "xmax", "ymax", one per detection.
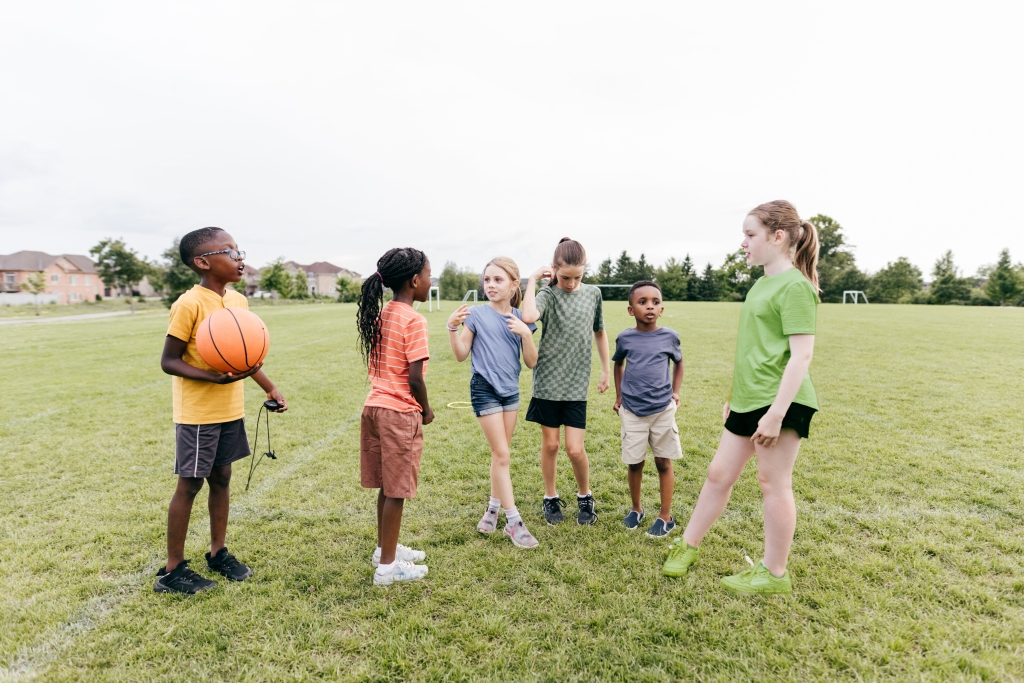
[
  {"xmin": 373, "ymin": 560, "xmax": 429, "ymax": 585},
  {"xmin": 371, "ymin": 544, "xmax": 426, "ymax": 567}
]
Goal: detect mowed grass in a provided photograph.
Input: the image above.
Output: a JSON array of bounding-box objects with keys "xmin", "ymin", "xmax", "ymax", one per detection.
[{"xmin": 2, "ymin": 301, "xmax": 1023, "ymax": 682}]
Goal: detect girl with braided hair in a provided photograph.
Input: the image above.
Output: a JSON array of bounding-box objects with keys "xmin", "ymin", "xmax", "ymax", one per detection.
[{"xmin": 356, "ymin": 247, "xmax": 434, "ymax": 585}]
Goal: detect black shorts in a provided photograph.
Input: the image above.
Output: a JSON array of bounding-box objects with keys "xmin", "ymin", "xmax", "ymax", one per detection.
[
  {"xmin": 724, "ymin": 403, "xmax": 817, "ymax": 439},
  {"xmin": 174, "ymin": 418, "xmax": 251, "ymax": 478},
  {"xmin": 526, "ymin": 397, "xmax": 587, "ymax": 430}
]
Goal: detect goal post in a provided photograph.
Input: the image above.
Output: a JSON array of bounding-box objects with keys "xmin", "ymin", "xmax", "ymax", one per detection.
[
  {"xmin": 461, "ymin": 289, "xmax": 478, "ymax": 304},
  {"xmin": 428, "ymin": 286, "xmax": 441, "ymax": 312},
  {"xmin": 843, "ymin": 290, "xmax": 868, "ymax": 304}
]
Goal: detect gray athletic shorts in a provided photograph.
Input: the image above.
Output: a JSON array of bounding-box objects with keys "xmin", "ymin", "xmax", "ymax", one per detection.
[{"xmin": 174, "ymin": 418, "xmax": 251, "ymax": 479}]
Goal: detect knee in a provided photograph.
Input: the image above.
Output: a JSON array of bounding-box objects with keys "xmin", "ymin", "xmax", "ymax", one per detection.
[
  {"xmin": 654, "ymin": 458, "xmax": 672, "ymax": 474},
  {"xmin": 627, "ymin": 462, "xmax": 644, "ymax": 473},
  {"xmin": 177, "ymin": 479, "xmax": 204, "ymax": 498},
  {"xmin": 491, "ymin": 448, "xmax": 511, "ymax": 468},
  {"xmin": 565, "ymin": 445, "xmax": 586, "ymax": 462},
  {"xmin": 541, "ymin": 440, "xmax": 560, "ymax": 457},
  {"xmin": 757, "ymin": 471, "xmax": 791, "ymax": 498},
  {"xmin": 705, "ymin": 462, "xmax": 735, "ymax": 489},
  {"xmin": 207, "ymin": 472, "xmax": 232, "ymax": 491}
]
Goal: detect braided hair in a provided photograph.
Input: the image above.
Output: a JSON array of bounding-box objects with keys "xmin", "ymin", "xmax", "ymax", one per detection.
[{"xmin": 357, "ymin": 247, "xmax": 428, "ymax": 371}]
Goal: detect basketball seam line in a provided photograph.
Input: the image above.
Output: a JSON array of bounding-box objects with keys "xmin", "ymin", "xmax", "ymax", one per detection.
[
  {"xmin": 208, "ymin": 315, "xmax": 243, "ymax": 373},
  {"xmin": 225, "ymin": 308, "xmax": 250, "ymax": 368}
]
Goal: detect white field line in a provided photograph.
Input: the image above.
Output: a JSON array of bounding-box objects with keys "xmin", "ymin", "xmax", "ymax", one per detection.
[{"xmin": 0, "ymin": 414, "xmax": 358, "ymax": 681}]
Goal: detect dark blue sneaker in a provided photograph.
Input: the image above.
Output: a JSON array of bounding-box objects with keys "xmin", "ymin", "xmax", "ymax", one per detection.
[
  {"xmin": 645, "ymin": 516, "xmax": 676, "ymax": 538},
  {"xmin": 622, "ymin": 508, "xmax": 645, "ymax": 529}
]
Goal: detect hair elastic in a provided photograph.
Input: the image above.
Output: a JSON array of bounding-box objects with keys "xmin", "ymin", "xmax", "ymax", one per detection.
[{"xmin": 376, "ymin": 271, "xmax": 383, "ymax": 282}]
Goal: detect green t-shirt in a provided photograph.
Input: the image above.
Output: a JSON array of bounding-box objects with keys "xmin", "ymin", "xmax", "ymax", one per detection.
[
  {"xmin": 730, "ymin": 268, "xmax": 819, "ymax": 413},
  {"xmin": 531, "ymin": 284, "xmax": 605, "ymax": 401}
]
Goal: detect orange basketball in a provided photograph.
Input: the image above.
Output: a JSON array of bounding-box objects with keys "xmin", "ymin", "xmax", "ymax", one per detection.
[{"xmin": 196, "ymin": 308, "xmax": 270, "ymax": 374}]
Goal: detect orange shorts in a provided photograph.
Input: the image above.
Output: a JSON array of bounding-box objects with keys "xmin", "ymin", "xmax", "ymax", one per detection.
[{"xmin": 360, "ymin": 405, "xmax": 424, "ymax": 499}]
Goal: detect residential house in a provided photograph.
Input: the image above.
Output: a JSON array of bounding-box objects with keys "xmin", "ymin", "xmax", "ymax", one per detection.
[
  {"xmin": 0, "ymin": 251, "xmax": 100, "ymax": 305},
  {"xmin": 240, "ymin": 265, "xmax": 261, "ymax": 296},
  {"xmin": 283, "ymin": 261, "xmax": 361, "ymax": 297}
]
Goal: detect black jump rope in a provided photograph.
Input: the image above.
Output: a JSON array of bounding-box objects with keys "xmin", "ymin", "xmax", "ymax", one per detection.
[{"xmin": 245, "ymin": 399, "xmax": 283, "ymax": 491}]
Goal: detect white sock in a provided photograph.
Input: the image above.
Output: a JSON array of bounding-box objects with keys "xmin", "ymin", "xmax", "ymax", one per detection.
[
  {"xmin": 504, "ymin": 506, "xmax": 521, "ymax": 524},
  {"xmin": 374, "ymin": 546, "xmax": 382, "ymax": 557},
  {"xmin": 577, "ymin": 491, "xmax": 592, "ymax": 499},
  {"xmin": 488, "ymin": 497, "xmax": 501, "ymax": 510},
  {"xmin": 544, "ymin": 494, "xmax": 558, "ymax": 500},
  {"xmin": 376, "ymin": 559, "xmax": 397, "ymax": 573}
]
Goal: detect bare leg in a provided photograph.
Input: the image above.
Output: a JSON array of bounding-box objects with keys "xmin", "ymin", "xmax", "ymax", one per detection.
[
  {"xmin": 166, "ymin": 477, "xmax": 204, "ymax": 570},
  {"xmin": 207, "ymin": 464, "xmax": 231, "ymax": 556},
  {"xmin": 681, "ymin": 430, "xmax": 756, "ymax": 547},
  {"xmin": 540, "ymin": 426, "xmax": 561, "ymax": 498},
  {"xmin": 376, "ymin": 489, "xmax": 386, "ymax": 548},
  {"xmin": 756, "ymin": 429, "xmax": 801, "ymax": 576},
  {"xmin": 654, "ymin": 457, "xmax": 673, "ymax": 522},
  {"xmin": 563, "ymin": 426, "xmax": 590, "ymax": 495},
  {"xmin": 478, "ymin": 412, "xmax": 517, "ymax": 509},
  {"xmin": 378, "ymin": 495, "xmax": 406, "ymax": 565},
  {"xmin": 627, "ymin": 461, "xmax": 644, "ymax": 513}
]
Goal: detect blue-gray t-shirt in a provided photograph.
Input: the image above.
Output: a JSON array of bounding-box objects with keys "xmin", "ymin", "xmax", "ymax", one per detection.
[
  {"xmin": 611, "ymin": 327, "xmax": 682, "ymax": 416},
  {"xmin": 465, "ymin": 305, "xmax": 536, "ymax": 397}
]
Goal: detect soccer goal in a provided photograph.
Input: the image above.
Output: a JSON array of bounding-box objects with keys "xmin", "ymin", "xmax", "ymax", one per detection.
[
  {"xmin": 461, "ymin": 289, "xmax": 478, "ymax": 304},
  {"xmin": 428, "ymin": 286, "xmax": 441, "ymax": 311},
  {"xmin": 843, "ymin": 290, "xmax": 869, "ymax": 304}
]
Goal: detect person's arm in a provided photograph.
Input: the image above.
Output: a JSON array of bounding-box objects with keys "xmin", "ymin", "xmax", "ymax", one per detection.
[
  {"xmin": 751, "ymin": 334, "xmax": 814, "ymax": 448},
  {"xmin": 447, "ymin": 305, "xmax": 474, "ymax": 362},
  {"xmin": 521, "ymin": 265, "xmax": 551, "ymax": 324},
  {"xmin": 160, "ymin": 335, "xmax": 260, "ymax": 384},
  {"xmin": 408, "ymin": 360, "xmax": 433, "ymax": 425},
  {"xmin": 671, "ymin": 355, "xmax": 684, "ymax": 406},
  {"xmin": 506, "ymin": 315, "xmax": 538, "ymax": 368},
  {"xmin": 612, "ymin": 359, "xmax": 625, "ymax": 413},
  {"xmin": 594, "ymin": 329, "xmax": 610, "ymax": 393},
  {"xmin": 250, "ymin": 369, "xmax": 287, "ymax": 412}
]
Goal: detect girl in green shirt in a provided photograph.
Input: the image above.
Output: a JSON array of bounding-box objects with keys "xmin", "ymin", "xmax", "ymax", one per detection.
[{"xmin": 663, "ymin": 200, "xmax": 820, "ymax": 595}]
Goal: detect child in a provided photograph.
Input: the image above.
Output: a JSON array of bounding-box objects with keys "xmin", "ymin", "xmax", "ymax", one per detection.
[
  {"xmin": 522, "ymin": 237, "xmax": 610, "ymax": 525},
  {"xmin": 447, "ymin": 257, "xmax": 540, "ymax": 548},
  {"xmin": 356, "ymin": 247, "xmax": 433, "ymax": 585},
  {"xmin": 664, "ymin": 200, "xmax": 819, "ymax": 595},
  {"xmin": 611, "ymin": 280, "xmax": 684, "ymax": 538},
  {"xmin": 155, "ymin": 227, "xmax": 287, "ymax": 594}
]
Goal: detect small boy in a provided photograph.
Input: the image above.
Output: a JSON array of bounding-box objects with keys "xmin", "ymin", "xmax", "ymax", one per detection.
[
  {"xmin": 154, "ymin": 227, "xmax": 287, "ymax": 594},
  {"xmin": 611, "ymin": 280, "xmax": 684, "ymax": 538}
]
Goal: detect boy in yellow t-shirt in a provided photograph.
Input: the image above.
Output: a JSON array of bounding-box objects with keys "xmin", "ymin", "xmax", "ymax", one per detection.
[{"xmin": 154, "ymin": 227, "xmax": 287, "ymax": 595}]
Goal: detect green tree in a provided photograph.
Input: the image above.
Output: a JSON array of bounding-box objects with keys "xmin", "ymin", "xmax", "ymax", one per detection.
[
  {"xmin": 439, "ymin": 261, "xmax": 481, "ymax": 300},
  {"xmin": 869, "ymin": 257, "xmax": 923, "ymax": 303},
  {"xmin": 89, "ymin": 238, "xmax": 152, "ymax": 314},
  {"xmin": 654, "ymin": 257, "xmax": 689, "ymax": 301},
  {"xmin": 985, "ymin": 248, "xmax": 1021, "ymax": 306},
  {"xmin": 259, "ymin": 258, "xmax": 293, "ymax": 303},
  {"xmin": 697, "ymin": 263, "xmax": 720, "ymax": 302},
  {"xmin": 336, "ymin": 275, "xmax": 361, "ymax": 303},
  {"xmin": 291, "ymin": 269, "xmax": 309, "ymax": 299},
  {"xmin": 809, "ymin": 214, "xmax": 870, "ymax": 303},
  {"xmin": 155, "ymin": 238, "xmax": 201, "ymax": 308},
  {"xmin": 929, "ymin": 251, "xmax": 971, "ymax": 305},
  {"xmin": 20, "ymin": 271, "xmax": 48, "ymax": 315},
  {"xmin": 717, "ymin": 249, "xmax": 763, "ymax": 301}
]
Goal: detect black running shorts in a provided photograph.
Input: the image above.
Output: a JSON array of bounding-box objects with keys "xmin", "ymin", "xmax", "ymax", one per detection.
[
  {"xmin": 724, "ymin": 403, "xmax": 816, "ymax": 439},
  {"xmin": 174, "ymin": 418, "xmax": 251, "ymax": 478},
  {"xmin": 526, "ymin": 397, "xmax": 587, "ymax": 430}
]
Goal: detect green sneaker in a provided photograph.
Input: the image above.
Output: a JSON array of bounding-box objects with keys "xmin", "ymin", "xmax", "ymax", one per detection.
[
  {"xmin": 721, "ymin": 559, "xmax": 792, "ymax": 594},
  {"xmin": 662, "ymin": 538, "xmax": 699, "ymax": 577}
]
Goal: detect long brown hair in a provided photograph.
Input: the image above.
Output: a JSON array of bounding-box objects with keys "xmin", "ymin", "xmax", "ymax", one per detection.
[
  {"xmin": 747, "ymin": 200, "xmax": 819, "ymax": 292},
  {"xmin": 483, "ymin": 256, "xmax": 522, "ymax": 308},
  {"xmin": 552, "ymin": 237, "xmax": 586, "ymax": 269}
]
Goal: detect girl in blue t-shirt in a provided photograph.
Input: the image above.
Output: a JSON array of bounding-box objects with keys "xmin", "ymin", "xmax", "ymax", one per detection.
[{"xmin": 447, "ymin": 257, "xmax": 540, "ymax": 548}]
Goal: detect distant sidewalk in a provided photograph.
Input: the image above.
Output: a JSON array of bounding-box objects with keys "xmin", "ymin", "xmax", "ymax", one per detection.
[{"xmin": 0, "ymin": 310, "xmax": 157, "ymax": 325}]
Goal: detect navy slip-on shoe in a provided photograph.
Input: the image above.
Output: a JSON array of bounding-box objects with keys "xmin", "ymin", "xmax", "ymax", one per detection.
[
  {"xmin": 622, "ymin": 508, "xmax": 645, "ymax": 529},
  {"xmin": 645, "ymin": 516, "xmax": 676, "ymax": 538}
]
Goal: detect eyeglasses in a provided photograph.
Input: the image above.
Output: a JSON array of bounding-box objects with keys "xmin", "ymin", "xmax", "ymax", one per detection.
[{"xmin": 198, "ymin": 249, "xmax": 245, "ymax": 261}]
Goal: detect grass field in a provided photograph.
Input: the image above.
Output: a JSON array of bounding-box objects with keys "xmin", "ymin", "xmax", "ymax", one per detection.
[{"xmin": 2, "ymin": 301, "xmax": 1023, "ymax": 682}]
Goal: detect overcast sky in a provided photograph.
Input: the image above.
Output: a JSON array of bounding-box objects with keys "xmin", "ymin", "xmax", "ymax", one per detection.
[{"xmin": 2, "ymin": 2, "xmax": 1022, "ymax": 279}]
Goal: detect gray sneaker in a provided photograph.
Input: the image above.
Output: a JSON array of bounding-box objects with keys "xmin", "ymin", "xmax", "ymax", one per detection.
[
  {"xmin": 373, "ymin": 560, "xmax": 429, "ymax": 585},
  {"xmin": 504, "ymin": 519, "xmax": 539, "ymax": 549},
  {"xmin": 477, "ymin": 506, "xmax": 499, "ymax": 534},
  {"xmin": 371, "ymin": 544, "xmax": 426, "ymax": 567}
]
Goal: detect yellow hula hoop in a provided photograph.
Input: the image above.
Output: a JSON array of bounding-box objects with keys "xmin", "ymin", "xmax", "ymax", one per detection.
[{"xmin": 446, "ymin": 401, "xmax": 473, "ymax": 409}]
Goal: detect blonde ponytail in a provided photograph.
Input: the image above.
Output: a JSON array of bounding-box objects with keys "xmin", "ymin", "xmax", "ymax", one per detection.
[
  {"xmin": 794, "ymin": 220, "xmax": 820, "ymax": 292},
  {"xmin": 748, "ymin": 200, "xmax": 821, "ymax": 294}
]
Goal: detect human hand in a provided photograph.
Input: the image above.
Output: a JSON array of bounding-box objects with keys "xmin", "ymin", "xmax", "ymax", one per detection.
[
  {"xmin": 266, "ymin": 387, "xmax": 287, "ymax": 412},
  {"xmin": 751, "ymin": 410, "xmax": 783, "ymax": 448},
  {"xmin": 447, "ymin": 305, "xmax": 470, "ymax": 330},
  {"xmin": 505, "ymin": 314, "xmax": 532, "ymax": 338},
  {"xmin": 598, "ymin": 372, "xmax": 609, "ymax": 393},
  {"xmin": 612, "ymin": 397, "xmax": 621, "ymax": 414},
  {"xmin": 422, "ymin": 407, "xmax": 435, "ymax": 425},
  {"xmin": 216, "ymin": 363, "xmax": 262, "ymax": 384},
  {"xmin": 722, "ymin": 401, "xmax": 731, "ymax": 423},
  {"xmin": 672, "ymin": 392, "xmax": 680, "ymax": 407},
  {"xmin": 530, "ymin": 265, "xmax": 553, "ymax": 282}
]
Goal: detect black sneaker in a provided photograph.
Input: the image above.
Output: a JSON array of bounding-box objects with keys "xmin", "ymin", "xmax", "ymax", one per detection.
[
  {"xmin": 206, "ymin": 547, "xmax": 253, "ymax": 582},
  {"xmin": 577, "ymin": 494, "xmax": 598, "ymax": 525},
  {"xmin": 542, "ymin": 497, "xmax": 567, "ymax": 525},
  {"xmin": 154, "ymin": 560, "xmax": 217, "ymax": 594}
]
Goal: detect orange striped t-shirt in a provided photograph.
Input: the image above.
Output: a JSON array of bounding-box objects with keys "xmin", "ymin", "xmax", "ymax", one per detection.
[{"xmin": 365, "ymin": 301, "xmax": 430, "ymax": 413}]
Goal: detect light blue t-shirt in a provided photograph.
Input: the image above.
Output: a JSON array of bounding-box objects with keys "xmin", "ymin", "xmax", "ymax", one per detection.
[{"xmin": 465, "ymin": 305, "xmax": 536, "ymax": 397}]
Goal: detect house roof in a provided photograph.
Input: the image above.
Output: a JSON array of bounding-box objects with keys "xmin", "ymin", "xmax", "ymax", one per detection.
[
  {"xmin": 0, "ymin": 251, "xmax": 96, "ymax": 273},
  {"xmin": 282, "ymin": 260, "xmax": 361, "ymax": 279}
]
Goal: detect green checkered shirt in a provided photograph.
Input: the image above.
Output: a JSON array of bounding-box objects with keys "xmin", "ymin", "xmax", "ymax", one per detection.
[{"xmin": 531, "ymin": 284, "xmax": 604, "ymax": 401}]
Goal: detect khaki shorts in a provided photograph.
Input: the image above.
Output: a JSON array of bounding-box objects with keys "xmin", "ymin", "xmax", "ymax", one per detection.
[
  {"xmin": 620, "ymin": 402, "xmax": 682, "ymax": 465},
  {"xmin": 360, "ymin": 406, "xmax": 424, "ymax": 499}
]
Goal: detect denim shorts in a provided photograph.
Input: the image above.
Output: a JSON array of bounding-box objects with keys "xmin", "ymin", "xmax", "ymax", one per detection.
[{"xmin": 469, "ymin": 373, "xmax": 519, "ymax": 417}]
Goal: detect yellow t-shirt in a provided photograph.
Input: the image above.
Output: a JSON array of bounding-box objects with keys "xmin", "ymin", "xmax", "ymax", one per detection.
[{"xmin": 167, "ymin": 285, "xmax": 249, "ymax": 425}]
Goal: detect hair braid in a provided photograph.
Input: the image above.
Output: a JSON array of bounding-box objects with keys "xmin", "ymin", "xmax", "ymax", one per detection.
[{"xmin": 356, "ymin": 247, "xmax": 428, "ymax": 371}]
